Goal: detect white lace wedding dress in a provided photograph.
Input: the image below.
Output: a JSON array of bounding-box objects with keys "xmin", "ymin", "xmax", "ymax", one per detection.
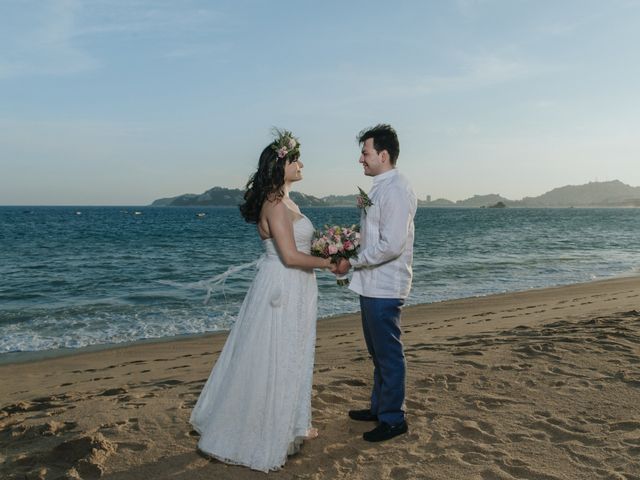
[{"xmin": 190, "ymin": 215, "xmax": 318, "ymax": 473}]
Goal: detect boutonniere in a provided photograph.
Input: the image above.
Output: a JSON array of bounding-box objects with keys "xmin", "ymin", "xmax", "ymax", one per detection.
[{"xmin": 356, "ymin": 187, "xmax": 373, "ymax": 214}]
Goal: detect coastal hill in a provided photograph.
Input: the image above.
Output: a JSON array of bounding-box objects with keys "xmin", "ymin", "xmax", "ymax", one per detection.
[
  {"xmin": 515, "ymin": 180, "xmax": 640, "ymax": 207},
  {"xmin": 425, "ymin": 180, "xmax": 640, "ymax": 207},
  {"xmin": 152, "ymin": 187, "xmax": 355, "ymax": 207},
  {"xmin": 151, "ymin": 180, "xmax": 640, "ymax": 208}
]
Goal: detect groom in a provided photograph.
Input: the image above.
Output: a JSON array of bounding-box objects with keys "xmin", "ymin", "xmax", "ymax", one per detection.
[{"xmin": 336, "ymin": 124, "xmax": 417, "ymax": 442}]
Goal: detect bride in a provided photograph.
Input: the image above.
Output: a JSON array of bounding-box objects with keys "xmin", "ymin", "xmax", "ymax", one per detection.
[{"xmin": 190, "ymin": 130, "xmax": 336, "ymax": 472}]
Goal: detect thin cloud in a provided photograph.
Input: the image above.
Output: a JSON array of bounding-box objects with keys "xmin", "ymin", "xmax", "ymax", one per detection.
[
  {"xmin": 355, "ymin": 53, "xmax": 549, "ymax": 101},
  {"xmin": 429, "ymin": 52, "xmax": 542, "ymax": 91},
  {"xmin": 455, "ymin": 0, "xmax": 509, "ymax": 17},
  {"xmin": 0, "ymin": 0, "xmax": 227, "ymax": 78},
  {"xmin": 163, "ymin": 43, "xmax": 231, "ymax": 60},
  {"xmin": 0, "ymin": 0, "xmax": 98, "ymax": 78},
  {"xmin": 536, "ymin": 1, "xmax": 639, "ymax": 37},
  {"xmin": 536, "ymin": 11, "xmax": 604, "ymax": 37},
  {"xmin": 72, "ymin": 3, "xmax": 226, "ymax": 38},
  {"xmin": 529, "ymin": 100, "xmax": 556, "ymax": 110}
]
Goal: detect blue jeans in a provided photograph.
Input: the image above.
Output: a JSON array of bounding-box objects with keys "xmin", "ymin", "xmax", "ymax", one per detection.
[{"xmin": 359, "ymin": 296, "xmax": 406, "ymax": 425}]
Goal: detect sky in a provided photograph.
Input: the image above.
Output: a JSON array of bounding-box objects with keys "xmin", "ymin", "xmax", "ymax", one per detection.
[{"xmin": 1, "ymin": 0, "xmax": 640, "ymax": 205}]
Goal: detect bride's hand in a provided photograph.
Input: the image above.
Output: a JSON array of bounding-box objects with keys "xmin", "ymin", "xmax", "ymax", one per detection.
[
  {"xmin": 335, "ymin": 258, "xmax": 350, "ymax": 275},
  {"xmin": 328, "ymin": 260, "xmax": 339, "ymax": 274}
]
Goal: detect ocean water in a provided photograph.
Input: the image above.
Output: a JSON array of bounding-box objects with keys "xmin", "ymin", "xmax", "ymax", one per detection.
[{"xmin": 1, "ymin": 206, "xmax": 639, "ymax": 356}]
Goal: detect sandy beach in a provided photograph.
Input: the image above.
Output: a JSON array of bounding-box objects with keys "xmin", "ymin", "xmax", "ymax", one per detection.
[{"xmin": 2, "ymin": 276, "xmax": 640, "ymax": 480}]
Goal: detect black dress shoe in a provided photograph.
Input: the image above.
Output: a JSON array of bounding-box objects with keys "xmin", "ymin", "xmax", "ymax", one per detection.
[
  {"xmin": 363, "ymin": 421, "xmax": 408, "ymax": 442},
  {"xmin": 348, "ymin": 409, "xmax": 379, "ymax": 422}
]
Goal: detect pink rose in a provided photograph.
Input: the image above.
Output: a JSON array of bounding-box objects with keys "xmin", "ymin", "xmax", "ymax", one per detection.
[
  {"xmin": 344, "ymin": 240, "xmax": 354, "ymax": 251},
  {"xmin": 277, "ymin": 147, "xmax": 288, "ymax": 158},
  {"xmin": 328, "ymin": 245, "xmax": 338, "ymax": 255}
]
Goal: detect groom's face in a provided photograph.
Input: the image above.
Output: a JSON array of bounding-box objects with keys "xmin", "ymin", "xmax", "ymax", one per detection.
[{"xmin": 359, "ymin": 138, "xmax": 384, "ymax": 177}]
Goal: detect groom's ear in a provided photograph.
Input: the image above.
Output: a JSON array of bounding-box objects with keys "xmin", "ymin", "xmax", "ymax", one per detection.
[{"xmin": 380, "ymin": 149, "xmax": 390, "ymax": 164}]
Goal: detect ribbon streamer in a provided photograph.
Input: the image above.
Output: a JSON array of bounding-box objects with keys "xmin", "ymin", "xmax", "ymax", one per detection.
[{"xmin": 159, "ymin": 256, "xmax": 264, "ymax": 305}]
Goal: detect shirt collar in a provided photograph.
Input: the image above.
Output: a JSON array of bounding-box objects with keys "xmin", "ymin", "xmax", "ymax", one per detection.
[{"xmin": 372, "ymin": 168, "xmax": 398, "ymax": 185}]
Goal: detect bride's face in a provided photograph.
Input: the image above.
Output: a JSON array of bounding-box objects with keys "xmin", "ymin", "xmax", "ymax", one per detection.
[{"xmin": 284, "ymin": 158, "xmax": 303, "ymax": 183}]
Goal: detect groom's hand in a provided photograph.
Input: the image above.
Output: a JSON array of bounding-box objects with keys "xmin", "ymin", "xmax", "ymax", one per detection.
[{"xmin": 336, "ymin": 258, "xmax": 351, "ymax": 275}]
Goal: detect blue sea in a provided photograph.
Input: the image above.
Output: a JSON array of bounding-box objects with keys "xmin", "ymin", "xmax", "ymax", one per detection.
[{"xmin": 1, "ymin": 206, "xmax": 639, "ymax": 357}]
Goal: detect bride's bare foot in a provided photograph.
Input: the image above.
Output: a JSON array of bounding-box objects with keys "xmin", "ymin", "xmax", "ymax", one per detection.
[{"xmin": 306, "ymin": 428, "xmax": 319, "ymax": 439}]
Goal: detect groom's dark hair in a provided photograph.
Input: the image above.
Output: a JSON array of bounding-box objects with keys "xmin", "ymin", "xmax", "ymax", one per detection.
[{"xmin": 357, "ymin": 124, "xmax": 400, "ymax": 166}]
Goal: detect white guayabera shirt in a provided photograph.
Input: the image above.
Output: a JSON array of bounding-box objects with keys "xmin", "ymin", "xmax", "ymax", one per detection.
[{"xmin": 349, "ymin": 169, "xmax": 417, "ymax": 299}]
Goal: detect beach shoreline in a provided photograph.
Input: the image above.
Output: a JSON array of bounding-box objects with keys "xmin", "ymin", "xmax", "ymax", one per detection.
[
  {"xmin": 2, "ymin": 275, "xmax": 639, "ymax": 479},
  {"xmin": 2, "ymin": 274, "xmax": 638, "ymax": 367}
]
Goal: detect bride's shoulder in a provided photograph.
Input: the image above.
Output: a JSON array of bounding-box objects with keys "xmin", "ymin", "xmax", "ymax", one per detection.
[{"xmin": 261, "ymin": 197, "xmax": 287, "ymax": 218}]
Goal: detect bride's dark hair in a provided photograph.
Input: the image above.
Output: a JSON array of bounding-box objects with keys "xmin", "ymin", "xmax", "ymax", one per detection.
[{"xmin": 239, "ymin": 136, "xmax": 300, "ymax": 224}]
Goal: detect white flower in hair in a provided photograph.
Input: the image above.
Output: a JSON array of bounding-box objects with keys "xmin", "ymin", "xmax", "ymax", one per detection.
[{"xmin": 271, "ymin": 128, "xmax": 300, "ymax": 161}]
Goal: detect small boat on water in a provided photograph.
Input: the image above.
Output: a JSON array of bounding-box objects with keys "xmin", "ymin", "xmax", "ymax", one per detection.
[
  {"xmin": 133, "ymin": 211, "xmax": 143, "ymax": 215},
  {"xmin": 196, "ymin": 213, "xmax": 206, "ymax": 218},
  {"xmin": 75, "ymin": 211, "xmax": 82, "ymax": 215}
]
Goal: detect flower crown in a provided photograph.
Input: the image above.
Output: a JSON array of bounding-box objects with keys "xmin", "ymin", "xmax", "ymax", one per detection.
[{"xmin": 271, "ymin": 128, "xmax": 300, "ymax": 161}]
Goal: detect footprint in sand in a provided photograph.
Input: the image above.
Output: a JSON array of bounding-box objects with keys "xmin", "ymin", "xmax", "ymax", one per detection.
[
  {"xmin": 316, "ymin": 392, "xmax": 349, "ymax": 405},
  {"xmin": 1, "ymin": 394, "xmax": 74, "ymax": 416},
  {"xmin": 610, "ymin": 421, "xmax": 640, "ymax": 432},
  {"xmin": 472, "ymin": 311, "xmax": 496, "ymax": 317},
  {"xmin": 152, "ymin": 379, "xmax": 184, "ymax": 389},
  {"xmin": 329, "ymin": 379, "xmax": 367, "ymax": 387},
  {"xmin": 2, "ymin": 420, "xmax": 78, "ymax": 441},
  {"xmin": 404, "ymin": 398, "xmax": 431, "ymax": 414},
  {"xmin": 464, "ymin": 393, "xmax": 524, "ymax": 411},
  {"xmin": 6, "ymin": 433, "xmax": 116, "ymax": 480},
  {"xmin": 416, "ymin": 373, "xmax": 464, "ymax": 392},
  {"xmin": 451, "ymin": 419, "xmax": 500, "ymax": 444},
  {"xmin": 117, "ymin": 441, "xmax": 147, "ymax": 452},
  {"xmin": 178, "ymin": 399, "xmax": 197, "ymax": 409},
  {"xmin": 117, "ymin": 394, "xmax": 148, "ymax": 409},
  {"xmin": 492, "ymin": 460, "xmax": 564, "ymax": 480},
  {"xmin": 99, "ymin": 417, "xmax": 141, "ymax": 434},
  {"xmin": 316, "ymin": 366, "xmax": 347, "ymax": 373},
  {"xmin": 99, "ymin": 387, "xmax": 128, "ymax": 397},
  {"xmin": 525, "ymin": 416, "xmax": 604, "ymax": 447},
  {"xmin": 513, "ymin": 343, "xmax": 562, "ymax": 361},
  {"xmin": 388, "ymin": 466, "xmax": 414, "ymax": 479},
  {"xmin": 350, "ymin": 356, "xmax": 367, "ymax": 362},
  {"xmin": 168, "ymin": 365, "xmax": 190, "ymax": 370},
  {"xmin": 455, "ymin": 360, "xmax": 487, "ymax": 370}
]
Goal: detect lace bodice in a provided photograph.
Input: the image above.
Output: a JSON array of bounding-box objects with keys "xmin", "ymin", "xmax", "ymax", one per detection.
[{"xmin": 263, "ymin": 215, "xmax": 315, "ymax": 257}]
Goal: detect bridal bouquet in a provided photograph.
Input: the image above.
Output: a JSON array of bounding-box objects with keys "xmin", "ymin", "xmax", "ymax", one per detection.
[{"xmin": 311, "ymin": 224, "xmax": 360, "ymax": 286}]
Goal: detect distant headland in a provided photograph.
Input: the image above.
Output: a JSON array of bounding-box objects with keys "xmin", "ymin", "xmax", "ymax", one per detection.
[{"xmin": 151, "ymin": 180, "xmax": 640, "ymax": 208}]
